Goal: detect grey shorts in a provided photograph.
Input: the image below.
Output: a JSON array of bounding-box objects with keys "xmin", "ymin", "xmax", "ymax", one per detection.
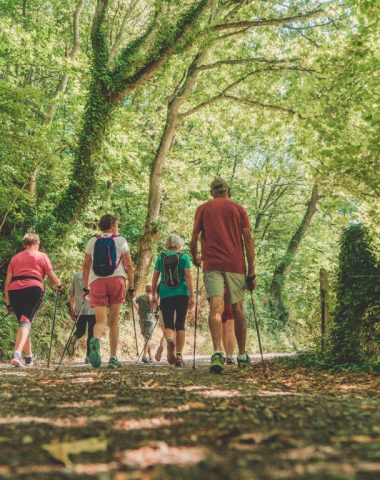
[{"xmin": 204, "ymin": 271, "xmax": 246, "ymax": 304}]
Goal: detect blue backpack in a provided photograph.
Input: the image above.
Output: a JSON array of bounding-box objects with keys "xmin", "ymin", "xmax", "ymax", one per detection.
[{"xmin": 92, "ymin": 234, "xmax": 120, "ymax": 276}]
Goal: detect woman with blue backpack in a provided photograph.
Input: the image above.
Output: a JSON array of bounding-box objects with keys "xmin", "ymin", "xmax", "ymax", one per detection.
[
  {"xmin": 151, "ymin": 234, "xmax": 194, "ymax": 367},
  {"xmin": 83, "ymin": 214, "xmax": 135, "ymax": 368}
]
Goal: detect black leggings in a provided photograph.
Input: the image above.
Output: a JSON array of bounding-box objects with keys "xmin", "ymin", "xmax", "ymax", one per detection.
[
  {"xmin": 160, "ymin": 295, "xmax": 189, "ymax": 332},
  {"xmin": 9, "ymin": 287, "xmax": 43, "ymax": 324},
  {"xmin": 74, "ymin": 315, "xmax": 96, "ymax": 357}
]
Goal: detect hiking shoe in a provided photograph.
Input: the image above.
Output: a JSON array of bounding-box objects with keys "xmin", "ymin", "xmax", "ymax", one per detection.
[
  {"xmin": 175, "ymin": 355, "xmax": 184, "ymax": 367},
  {"xmin": 167, "ymin": 340, "xmax": 176, "ymax": 365},
  {"xmin": 66, "ymin": 335, "xmax": 77, "ymax": 357},
  {"xmin": 142, "ymin": 356, "xmax": 149, "ymax": 364},
  {"xmin": 155, "ymin": 346, "xmax": 163, "ymax": 362},
  {"xmin": 88, "ymin": 337, "xmax": 101, "ymax": 368},
  {"xmin": 237, "ymin": 354, "xmax": 251, "ymax": 370},
  {"xmin": 226, "ymin": 356, "xmax": 236, "ymax": 366},
  {"xmin": 210, "ymin": 352, "xmax": 224, "ymax": 374},
  {"xmin": 109, "ymin": 357, "xmax": 123, "ymax": 369},
  {"xmin": 24, "ymin": 354, "xmax": 35, "ymax": 367},
  {"xmin": 11, "ymin": 352, "xmax": 25, "ymax": 368}
]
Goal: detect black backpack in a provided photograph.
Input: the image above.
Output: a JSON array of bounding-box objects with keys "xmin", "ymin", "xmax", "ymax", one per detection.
[
  {"xmin": 93, "ymin": 234, "xmax": 120, "ymax": 277},
  {"xmin": 161, "ymin": 253, "xmax": 183, "ymax": 288}
]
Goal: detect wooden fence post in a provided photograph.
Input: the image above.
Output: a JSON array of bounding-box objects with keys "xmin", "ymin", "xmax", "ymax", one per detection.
[{"xmin": 320, "ymin": 268, "xmax": 330, "ymax": 350}]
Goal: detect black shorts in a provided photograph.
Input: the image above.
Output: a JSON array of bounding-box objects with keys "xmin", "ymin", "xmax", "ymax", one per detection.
[
  {"xmin": 8, "ymin": 287, "xmax": 44, "ymax": 324},
  {"xmin": 160, "ymin": 295, "xmax": 189, "ymax": 332}
]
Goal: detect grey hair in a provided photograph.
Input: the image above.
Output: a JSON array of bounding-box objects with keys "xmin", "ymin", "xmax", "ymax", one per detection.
[{"xmin": 165, "ymin": 234, "xmax": 185, "ymax": 249}]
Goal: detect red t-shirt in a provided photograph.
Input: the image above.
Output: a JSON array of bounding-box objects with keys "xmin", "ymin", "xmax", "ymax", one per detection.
[
  {"xmin": 7, "ymin": 250, "xmax": 53, "ymax": 291},
  {"xmin": 193, "ymin": 198, "xmax": 250, "ymax": 273}
]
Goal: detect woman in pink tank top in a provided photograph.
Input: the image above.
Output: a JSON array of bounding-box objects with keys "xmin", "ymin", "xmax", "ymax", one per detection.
[{"xmin": 4, "ymin": 233, "xmax": 61, "ymax": 367}]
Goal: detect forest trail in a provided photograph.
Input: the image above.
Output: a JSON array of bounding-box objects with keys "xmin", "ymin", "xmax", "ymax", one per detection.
[{"xmin": 0, "ymin": 359, "xmax": 379, "ymax": 480}]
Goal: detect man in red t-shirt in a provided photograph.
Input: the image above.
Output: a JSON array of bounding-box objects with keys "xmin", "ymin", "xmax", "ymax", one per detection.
[{"xmin": 190, "ymin": 178, "xmax": 255, "ymax": 373}]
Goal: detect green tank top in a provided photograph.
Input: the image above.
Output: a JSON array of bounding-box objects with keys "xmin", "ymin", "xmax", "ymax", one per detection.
[{"xmin": 136, "ymin": 295, "xmax": 153, "ymax": 322}]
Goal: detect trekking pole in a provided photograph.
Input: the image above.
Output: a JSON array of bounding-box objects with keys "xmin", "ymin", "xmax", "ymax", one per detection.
[
  {"xmin": 55, "ymin": 299, "xmax": 86, "ymax": 371},
  {"xmin": 0, "ymin": 311, "xmax": 11, "ymax": 322},
  {"xmin": 135, "ymin": 310, "xmax": 160, "ymax": 364},
  {"xmin": 193, "ymin": 266, "xmax": 200, "ymax": 371},
  {"xmin": 130, "ymin": 298, "xmax": 139, "ymax": 356},
  {"xmin": 47, "ymin": 290, "xmax": 59, "ymax": 368},
  {"xmin": 249, "ymin": 291, "xmax": 266, "ymax": 373}
]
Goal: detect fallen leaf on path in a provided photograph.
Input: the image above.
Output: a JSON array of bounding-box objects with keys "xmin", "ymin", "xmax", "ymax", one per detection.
[
  {"xmin": 118, "ymin": 441, "xmax": 207, "ymax": 468},
  {"xmin": 42, "ymin": 437, "xmax": 108, "ymax": 466}
]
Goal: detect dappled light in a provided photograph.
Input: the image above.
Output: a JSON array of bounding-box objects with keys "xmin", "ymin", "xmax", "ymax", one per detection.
[
  {"xmin": 117, "ymin": 442, "xmax": 208, "ymax": 469},
  {"xmin": 198, "ymin": 388, "xmax": 241, "ymax": 398},
  {"xmin": 114, "ymin": 417, "xmax": 183, "ymax": 431}
]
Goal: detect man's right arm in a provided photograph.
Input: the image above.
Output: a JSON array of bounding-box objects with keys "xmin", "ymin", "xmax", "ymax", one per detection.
[{"xmin": 190, "ymin": 231, "xmax": 201, "ymax": 267}]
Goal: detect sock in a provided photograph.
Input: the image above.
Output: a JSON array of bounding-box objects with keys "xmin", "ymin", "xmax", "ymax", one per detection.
[
  {"xmin": 14, "ymin": 351, "xmax": 21, "ymax": 356},
  {"xmin": 167, "ymin": 337, "xmax": 174, "ymax": 343},
  {"xmin": 237, "ymin": 353, "xmax": 248, "ymax": 360}
]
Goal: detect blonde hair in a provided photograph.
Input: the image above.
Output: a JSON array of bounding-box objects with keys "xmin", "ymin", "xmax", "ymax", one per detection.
[
  {"xmin": 165, "ymin": 234, "xmax": 185, "ymax": 249},
  {"xmin": 22, "ymin": 233, "xmax": 40, "ymax": 247}
]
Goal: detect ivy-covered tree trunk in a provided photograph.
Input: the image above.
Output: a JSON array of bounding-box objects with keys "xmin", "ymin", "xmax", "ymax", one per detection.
[
  {"xmin": 269, "ymin": 183, "xmax": 320, "ymax": 326},
  {"xmin": 49, "ymin": 0, "xmax": 212, "ymax": 235},
  {"xmin": 135, "ymin": 53, "xmax": 204, "ymax": 293}
]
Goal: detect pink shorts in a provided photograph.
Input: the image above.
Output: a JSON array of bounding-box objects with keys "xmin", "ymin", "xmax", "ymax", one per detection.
[{"xmin": 90, "ymin": 277, "xmax": 126, "ymax": 307}]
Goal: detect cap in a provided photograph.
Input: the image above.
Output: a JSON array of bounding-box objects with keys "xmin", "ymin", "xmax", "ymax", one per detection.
[{"xmin": 210, "ymin": 178, "xmax": 229, "ymax": 193}]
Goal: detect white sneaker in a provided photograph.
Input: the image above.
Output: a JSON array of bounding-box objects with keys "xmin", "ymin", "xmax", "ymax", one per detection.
[{"xmin": 10, "ymin": 352, "xmax": 25, "ymax": 368}]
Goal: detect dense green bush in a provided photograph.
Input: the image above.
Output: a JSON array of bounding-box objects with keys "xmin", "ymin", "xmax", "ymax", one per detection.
[{"xmin": 331, "ymin": 223, "xmax": 380, "ymax": 365}]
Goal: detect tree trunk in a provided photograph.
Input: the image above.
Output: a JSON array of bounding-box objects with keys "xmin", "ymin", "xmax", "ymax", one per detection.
[
  {"xmin": 53, "ymin": 83, "xmax": 112, "ymax": 225},
  {"xmin": 135, "ymin": 53, "xmax": 204, "ymax": 293},
  {"xmin": 269, "ymin": 183, "xmax": 320, "ymax": 326}
]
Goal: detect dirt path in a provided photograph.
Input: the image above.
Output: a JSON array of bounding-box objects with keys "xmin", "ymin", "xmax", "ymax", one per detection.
[{"xmin": 0, "ymin": 359, "xmax": 379, "ymax": 479}]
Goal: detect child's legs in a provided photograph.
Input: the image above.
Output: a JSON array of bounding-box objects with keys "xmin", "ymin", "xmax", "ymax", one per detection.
[{"xmin": 75, "ymin": 315, "xmax": 87, "ymax": 339}]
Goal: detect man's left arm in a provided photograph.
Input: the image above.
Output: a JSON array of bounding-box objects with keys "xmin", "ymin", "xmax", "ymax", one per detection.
[{"xmin": 242, "ymin": 227, "xmax": 256, "ymax": 290}]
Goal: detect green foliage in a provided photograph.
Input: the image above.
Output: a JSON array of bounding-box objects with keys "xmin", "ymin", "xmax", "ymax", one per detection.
[{"xmin": 330, "ymin": 223, "xmax": 380, "ymax": 364}]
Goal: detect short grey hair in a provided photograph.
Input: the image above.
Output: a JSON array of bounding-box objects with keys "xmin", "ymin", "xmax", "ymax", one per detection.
[{"xmin": 165, "ymin": 234, "xmax": 185, "ymax": 249}]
